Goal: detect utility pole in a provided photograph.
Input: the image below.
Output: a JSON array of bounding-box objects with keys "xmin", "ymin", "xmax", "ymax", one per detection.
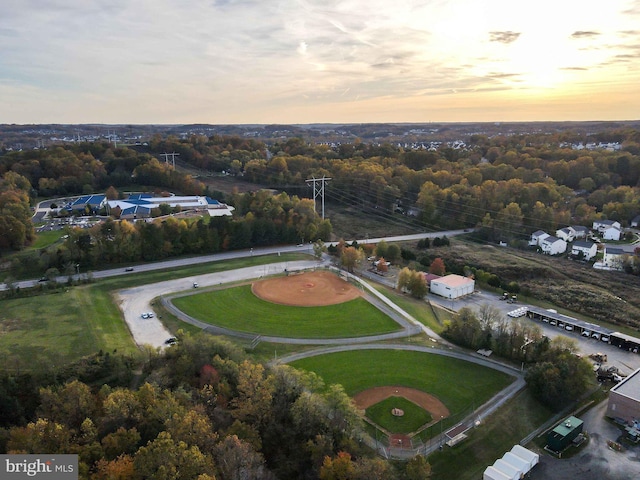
[
  {"xmin": 305, "ymin": 176, "xmax": 331, "ymax": 219},
  {"xmin": 161, "ymin": 152, "xmax": 179, "ymax": 168}
]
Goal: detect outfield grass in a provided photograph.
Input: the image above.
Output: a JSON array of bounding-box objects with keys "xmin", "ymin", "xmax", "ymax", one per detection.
[
  {"xmin": 366, "ymin": 396, "xmax": 432, "ymax": 434},
  {"xmin": 172, "ymin": 285, "xmax": 402, "ymax": 338},
  {"xmin": 289, "ymin": 349, "xmax": 514, "ymax": 415}
]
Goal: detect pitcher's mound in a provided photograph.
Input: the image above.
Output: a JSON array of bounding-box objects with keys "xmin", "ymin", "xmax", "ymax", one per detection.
[{"xmin": 252, "ymin": 271, "xmax": 361, "ymax": 306}]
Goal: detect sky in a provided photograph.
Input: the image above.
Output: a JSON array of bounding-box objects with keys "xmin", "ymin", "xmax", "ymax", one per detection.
[{"xmin": 1, "ymin": 0, "xmax": 640, "ymax": 124}]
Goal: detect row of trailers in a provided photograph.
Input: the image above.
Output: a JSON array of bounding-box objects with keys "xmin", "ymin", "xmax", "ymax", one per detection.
[{"xmin": 525, "ymin": 306, "xmax": 640, "ymax": 354}]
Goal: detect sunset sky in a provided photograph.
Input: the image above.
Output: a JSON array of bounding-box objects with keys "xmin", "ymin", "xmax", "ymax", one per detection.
[{"xmin": 2, "ymin": 0, "xmax": 640, "ymax": 124}]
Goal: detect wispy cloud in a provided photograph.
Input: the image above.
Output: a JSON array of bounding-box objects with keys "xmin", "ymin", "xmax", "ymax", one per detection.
[
  {"xmin": 571, "ymin": 31, "xmax": 601, "ymax": 39},
  {"xmin": 489, "ymin": 31, "xmax": 521, "ymax": 44}
]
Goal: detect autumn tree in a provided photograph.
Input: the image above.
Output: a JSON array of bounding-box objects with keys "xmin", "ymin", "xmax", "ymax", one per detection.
[
  {"xmin": 429, "ymin": 257, "xmax": 445, "ymax": 276},
  {"xmin": 341, "ymin": 246, "xmax": 363, "ymax": 273}
]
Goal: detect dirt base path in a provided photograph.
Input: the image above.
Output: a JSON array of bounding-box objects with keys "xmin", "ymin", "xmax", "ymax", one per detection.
[
  {"xmin": 252, "ymin": 270, "xmax": 361, "ymax": 306},
  {"xmin": 353, "ymin": 386, "xmax": 450, "ymax": 419}
]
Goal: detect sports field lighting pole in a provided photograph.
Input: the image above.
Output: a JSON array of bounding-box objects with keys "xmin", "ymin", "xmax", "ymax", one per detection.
[
  {"xmin": 440, "ymin": 416, "xmax": 444, "ymax": 450},
  {"xmin": 75, "ymin": 263, "xmax": 80, "ymax": 276}
]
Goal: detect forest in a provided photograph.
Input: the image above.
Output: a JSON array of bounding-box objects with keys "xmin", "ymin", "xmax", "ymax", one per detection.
[{"xmin": 0, "ymin": 334, "xmax": 430, "ymax": 479}]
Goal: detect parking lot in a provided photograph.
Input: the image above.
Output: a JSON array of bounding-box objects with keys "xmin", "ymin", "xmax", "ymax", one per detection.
[{"xmin": 428, "ymin": 289, "xmax": 640, "ymax": 376}]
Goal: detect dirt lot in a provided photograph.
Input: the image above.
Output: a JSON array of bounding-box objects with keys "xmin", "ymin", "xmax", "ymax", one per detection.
[{"xmin": 352, "ymin": 386, "xmax": 450, "ymax": 420}]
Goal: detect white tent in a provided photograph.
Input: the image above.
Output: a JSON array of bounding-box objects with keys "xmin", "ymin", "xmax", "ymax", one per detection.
[
  {"xmin": 503, "ymin": 452, "xmax": 530, "ymax": 475},
  {"xmin": 483, "ymin": 466, "xmax": 511, "ymax": 480},
  {"xmin": 493, "ymin": 459, "xmax": 521, "ymax": 480},
  {"xmin": 510, "ymin": 444, "xmax": 539, "ymax": 469}
]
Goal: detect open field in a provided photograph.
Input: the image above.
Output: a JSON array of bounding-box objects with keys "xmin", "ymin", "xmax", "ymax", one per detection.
[
  {"xmin": 171, "ymin": 284, "xmax": 402, "ymax": 338},
  {"xmin": 0, "ymin": 286, "xmax": 138, "ymax": 372},
  {"xmin": 0, "ymin": 254, "xmax": 309, "ymax": 373},
  {"xmin": 289, "ymin": 349, "xmax": 514, "ymax": 416},
  {"xmin": 429, "ymin": 238, "xmax": 640, "ymax": 331}
]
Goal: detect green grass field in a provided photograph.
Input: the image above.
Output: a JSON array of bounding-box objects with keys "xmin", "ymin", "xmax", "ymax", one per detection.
[
  {"xmin": 0, "ymin": 285, "xmax": 138, "ymax": 372},
  {"xmin": 172, "ymin": 284, "xmax": 402, "ymax": 338},
  {"xmin": 366, "ymin": 396, "xmax": 432, "ymax": 434},
  {"xmin": 290, "ymin": 349, "xmax": 514, "ymax": 415},
  {"xmin": 0, "ymin": 253, "xmax": 311, "ymax": 373}
]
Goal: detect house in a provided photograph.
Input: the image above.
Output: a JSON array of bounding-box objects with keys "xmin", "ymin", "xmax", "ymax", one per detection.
[
  {"xmin": 602, "ymin": 246, "xmax": 626, "ymax": 270},
  {"xmin": 603, "ymin": 226, "xmax": 622, "ymax": 241},
  {"xmin": 571, "ymin": 225, "xmax": 590, "ymax": 239},
  {"xmin": 529, "ymin": 230, "xmax": 549, "ymax": 247},
  {"xmin": 430, "ymin": 274, "xmax": 475, "ymax": 299},
  {"xmin": 540, "ymin": 236, "xmax": 567, "ymax": 255},
  {"xmin": 606, "ymin": 369, "xmax": 640, "ymax": 425},
  {"xmin": 555, "ymin": 227, "xmax": 575, "ymax": 242},
  {"xmin": 571, "ymin": 240, "xmax": 597, "ymax": 261},
  {"xmin": 593, "ymin": 219, "xmax": 621, "ymax": 233},
  {"xmin": 631, "ymin": 215, "xmax": 640, "ymax": 228}
]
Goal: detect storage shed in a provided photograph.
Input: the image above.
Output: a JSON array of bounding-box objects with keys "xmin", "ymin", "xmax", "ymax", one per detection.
[
  {"xmin": 430, "ymin": 274, "xmax": 475, "ymax": 299},
  {"xmin": 483, "ymin": 466, "xmax": 510, "ymax": 480},
  {"xmin": 546, "ymin": 416, "xmax": 584, "ymax": 452},
  {"xmin": 510, "ymin": 444, "xmax": 539, "ymax": 469},
  {"xmin": 502, "ymin": 452, "xmax": 529, "ymax": 474},
  {"xmin": 493, "ymin": 459, "xmax": 521, "ymax": 480}
]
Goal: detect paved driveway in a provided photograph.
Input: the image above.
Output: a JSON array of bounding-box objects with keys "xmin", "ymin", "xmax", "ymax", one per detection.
[{"xmin": 531, "ymin": 399, "xmax": 640, "ymax": 480}]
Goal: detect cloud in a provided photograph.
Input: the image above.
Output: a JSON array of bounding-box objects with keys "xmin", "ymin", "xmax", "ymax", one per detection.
[
  {"xmin": 489, "ymin": 31, "xmax": 521, "ymax": 44},
  {"xmin": 571, "ymin": 31, "xmax": 601, "ymax": 39}
]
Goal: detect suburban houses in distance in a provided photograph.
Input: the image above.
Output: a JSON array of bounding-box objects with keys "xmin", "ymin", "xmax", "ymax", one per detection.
[{"xmin": 528, "ymin": 217, "xmax": 639, "ymax": 271}]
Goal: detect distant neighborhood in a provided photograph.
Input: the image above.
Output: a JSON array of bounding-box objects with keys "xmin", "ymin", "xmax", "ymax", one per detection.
[{"xmin": 528, "ymin": 217, "xmax": 639, "ymax": 271}]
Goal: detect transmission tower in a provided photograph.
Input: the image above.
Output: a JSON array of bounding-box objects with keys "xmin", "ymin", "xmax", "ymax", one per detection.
[
  {"xmin": 305, "ymin": 176, "xmax": 331, "ymax": 219},
  {"xmin": 161, "ymin": 152, "xmax": 179, "ymax": 168}
]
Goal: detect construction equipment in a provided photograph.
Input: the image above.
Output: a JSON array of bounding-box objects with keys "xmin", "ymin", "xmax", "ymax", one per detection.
[{"xmin": 589, "ymin": 352, "xmax": 607, "ymax": 363}]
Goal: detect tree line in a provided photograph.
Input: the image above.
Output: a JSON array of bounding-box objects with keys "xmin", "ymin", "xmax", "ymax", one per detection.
[{"xmin": 0, "ymin": 333, "xmax": 431, "ymax": 480}]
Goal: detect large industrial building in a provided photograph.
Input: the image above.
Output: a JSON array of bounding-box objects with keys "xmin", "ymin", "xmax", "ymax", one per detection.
[{"xmin": 606, "ymin": 369, "xmax": 640, "ymax": 424}]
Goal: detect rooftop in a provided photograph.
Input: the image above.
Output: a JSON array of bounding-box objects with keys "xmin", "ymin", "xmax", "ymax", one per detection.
[
  {"xmin": 611, "ymin": 368, "xmax": 640, "ymax": 402},
  {"xmin": 432, "ymin": 274, "xmax": 474, "ymax": 288},
  {"xmin": 552, "ymin": 416, "xmax": 583, "ymax": 436}
]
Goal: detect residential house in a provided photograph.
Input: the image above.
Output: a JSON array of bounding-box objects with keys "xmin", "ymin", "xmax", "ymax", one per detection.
[
  {"xmin": 529, "ymin": 230, "xmax": 549, "ymax": 247},
  {"xmin": 631, "ymin": 215, "xmax": 640, "ymax": 228},
  {"xmin": 571, "ymin": 240, "xmax": 597, "ymax": 261},
  {"xmin": 603, "ymin": 226, "xmax": 622, "ymax": 241},
  {"xmin": 555, "ymin": 227, "xmax": 575, "ymax": 242},
  {"xmin": 540, "ymin": 236, "xmax": 567, "ymax": 255},
  {"xmin": 571, "ymin": 225, "xmax": 590, "ymax": 239},
  {"xmin": 602, "ymin": 247, "xmax": 626, "ymax": 270},
  {"xmin": 593, "ymin": 219, "xmax": 621, "ymax": 233}
]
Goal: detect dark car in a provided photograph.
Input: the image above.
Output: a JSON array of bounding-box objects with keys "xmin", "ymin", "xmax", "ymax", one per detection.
[
  {"xmin": 164, "ymin": 337, "xmax": 177, "ymax": 346},
  {"xmin": 38, "ymin": 277, "xmax": 48, "ymax": 282},
  {"xmin": 125, "ymin": 267, "xmax": 134, "ymax": 272}
]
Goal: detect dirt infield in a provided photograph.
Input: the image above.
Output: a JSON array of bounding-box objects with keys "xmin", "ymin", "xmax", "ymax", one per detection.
[
  {"xmin": 352, "ymin": 386, "xmax": 450, "ymax": 420},
  {"xmin": 251, "ymin": 270, "xmax": 361, "ymax": 307}
]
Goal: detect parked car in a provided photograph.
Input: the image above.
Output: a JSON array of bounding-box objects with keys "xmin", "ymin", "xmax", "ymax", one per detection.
[
  {"xmin": 164, "ymin": 337, "xmax": 177, "ymax": 346},
  {"xmin": 125, "ymin": 267, "xmax": 134, "ymax": 272},
  {"xmin": 193, "ymin": 282, "xmax": 199, "ymax": 288}
]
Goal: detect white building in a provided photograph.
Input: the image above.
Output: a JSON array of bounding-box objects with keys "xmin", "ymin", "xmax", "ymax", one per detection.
[
  {"xmin": 430, "ymin": 274, "xmax": 475, "ymax": 299},
  {"xmin": 603, "ymin": 226, "xmax": 622, "ymax": 241},
  {"xmin": 593, "ymin": 219, "xmax": 621, "ymax": 233},
  {"xmin": 602, "ymin": 247, "xmax": 626, "ymax": 270},
  {"xmin": 571, "ymin": 240, "xmax": 597, "ymax": 261},
  {"xmin": 571, "ymin": 225, "xmax": 590, "ymax": 239},
  {"xmin": 540, "ymin": 236, "xmax": 567, "ymax": 255},
  {"xmin": 555, "ymin": 227, "xmax": 575, "ymax": 242},
  {"xmin": 529, "ymin": 230, "xmax": 549, "ymax": 247}
]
